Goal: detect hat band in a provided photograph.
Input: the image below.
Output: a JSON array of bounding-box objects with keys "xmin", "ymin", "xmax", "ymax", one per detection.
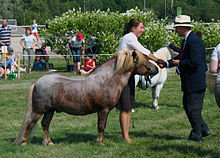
[{"xmin": 175, "ymin": 22, "xmax": 191, "ymax": 25}]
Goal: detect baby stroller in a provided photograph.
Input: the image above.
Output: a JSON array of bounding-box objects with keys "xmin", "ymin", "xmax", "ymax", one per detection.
[
  {"xmin": 33, "ymin": 48, "xmax": 54, "ymax": 70},
  {"xmin": 86, "ymin": 36, "xmax": 100, "ymax": 55},
  {"xmin": 85, "ymin": 36, "xmax": 102, "ymax": 65}
]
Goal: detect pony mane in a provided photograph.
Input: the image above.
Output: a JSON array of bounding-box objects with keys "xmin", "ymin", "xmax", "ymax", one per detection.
[
  {"xmin": 87, "ymin": 49, "xmax": 148, "ymax": 77},
  {"xmin": 115, "ymin": 50, "xmax": 135, "ymax": 74},
  {"xmin": 115, "ymin": 50, "xmax": 148, "ymax": 74}
]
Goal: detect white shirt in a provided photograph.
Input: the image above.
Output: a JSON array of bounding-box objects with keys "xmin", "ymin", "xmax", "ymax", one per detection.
[
  {"xmin": 118, "ymin": 32, "xmax": 150, "ymax": 55},
  {"xmin": 69, "ymin": 36, "xmax": 85, "ymax": 48},
  {"xmin": 21, "ymin": 34, "xmax": 36, "ymax": 48},
  {"xmin": 31, "ymin": 23, "xmax": 38, "ymax": 33},
  {"xmin": 211, "ymin": 43, "xmax": 220, "ymax": 81}
]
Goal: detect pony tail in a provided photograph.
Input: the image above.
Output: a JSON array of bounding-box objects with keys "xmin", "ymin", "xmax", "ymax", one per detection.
[
  {"xmin": 123, "ymin": 23, "xmax": 131, "ymax": 35},
  {"xmin": 13, "ymin": 82, "xmax": 35, "ymax": 145}
]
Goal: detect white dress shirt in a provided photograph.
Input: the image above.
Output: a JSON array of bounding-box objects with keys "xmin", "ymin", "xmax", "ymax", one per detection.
[
  {"xmin": 211, "ymin": 43, "xmax": 220, "ymax": 81},
  {"xmin": 118, "ymin": 32, "xmax": 150, "ymax": 56}
]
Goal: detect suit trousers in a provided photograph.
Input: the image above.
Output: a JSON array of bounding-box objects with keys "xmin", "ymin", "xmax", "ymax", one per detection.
[{"xmin": 183, "ymin": 89, "xmax": 209, "ymax": 138}]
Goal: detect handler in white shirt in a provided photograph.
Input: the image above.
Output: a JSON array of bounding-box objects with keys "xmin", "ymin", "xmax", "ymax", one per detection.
[
  {"xmin": 117, "ymin": 18, "xmax": 167, "ymax": 143},
  {"xmin": 210, "ymin": 43, "xmax": 220, "ymax": 107}
]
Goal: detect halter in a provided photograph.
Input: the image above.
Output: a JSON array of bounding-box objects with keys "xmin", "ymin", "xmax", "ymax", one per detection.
[{"xmin": 137, "ymin": 75, "xmax": 151, "ymax": 90}]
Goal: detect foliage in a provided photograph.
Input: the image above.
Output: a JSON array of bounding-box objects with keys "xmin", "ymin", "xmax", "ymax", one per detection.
[
  {"xmin": 0, "ymin": 70, "xmax": 220, "ymax": 158},
  {"xmin": 42, "ymin": 8, "xmax": 157, "ymax": 63},
  {"xmin": 0, "ymin": 0, "xmax": 220, "ymax": 25},
  {"xmin": 42, "ymin": 8, "xmax": 220, "ymax": 63}
]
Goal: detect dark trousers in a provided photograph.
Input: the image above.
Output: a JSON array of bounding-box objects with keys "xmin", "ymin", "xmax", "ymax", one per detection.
[{"xmin": 183, "ymin": 89, "xmax": 209, "ymax": 139}]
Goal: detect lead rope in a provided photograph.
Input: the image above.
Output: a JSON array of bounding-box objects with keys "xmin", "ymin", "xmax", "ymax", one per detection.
[{"xmin": 132, "ymin": 113, "xmax": 135, "ymax": 128}]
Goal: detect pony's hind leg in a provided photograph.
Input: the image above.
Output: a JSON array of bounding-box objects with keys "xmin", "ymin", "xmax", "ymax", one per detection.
[
  {"xmin": 97, "ymin": 108, "xmax": 110, "ymax": 144},
  {"xmin": 41, "ymin": 110, "xmax": 55, "ymax": 146},
  {"xmin": 21, "ymin": 112, "xmax": 42, "ymax": 145}
]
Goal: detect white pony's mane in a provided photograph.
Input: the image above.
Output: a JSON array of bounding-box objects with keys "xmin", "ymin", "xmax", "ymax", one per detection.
[{"xmin": 153, "ymin": 46, "xmax": 177, "ymax": 60}]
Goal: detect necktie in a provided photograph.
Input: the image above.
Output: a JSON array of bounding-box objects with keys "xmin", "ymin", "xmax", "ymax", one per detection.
[
  {"xmin": 178, "ymin": 39, "xmax": 185, "ymax": 60},
  {"xmin": 176, "ymin": 39, "xmax": 185, "ymax": 74}
]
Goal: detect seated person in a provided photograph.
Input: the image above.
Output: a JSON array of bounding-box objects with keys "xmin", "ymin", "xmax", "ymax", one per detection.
[
  {"xmin": 41, "ymin": 43, "xmax": 48, "ymax": 55},
  {"xmin": 80, "ymin": 54, "xmax": 96, "ymax": 75},
  {"xmin": 0, "ymin": 47, "xmax": 15, "ymax": 77}
]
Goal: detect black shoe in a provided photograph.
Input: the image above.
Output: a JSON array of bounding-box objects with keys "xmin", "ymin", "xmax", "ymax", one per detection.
[
  {"xmin": 202, "ymin": 130, "xmax": 211, "ymax": 137},
  {"xmin": 188, "ymin": 137, "xmax": 202, "ymax": 143},
  {"xmin": 188, "ymin": 131, "xmax": 202, "ymax": 143}
]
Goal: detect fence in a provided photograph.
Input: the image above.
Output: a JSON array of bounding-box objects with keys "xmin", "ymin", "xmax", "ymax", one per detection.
[
  {"xmin": 0, "ymin": 53, "xmax": 114, "ymax": 80},
  {"xmin": 1, "ymin": 25, "xmax": 217, "ymax": 80}
]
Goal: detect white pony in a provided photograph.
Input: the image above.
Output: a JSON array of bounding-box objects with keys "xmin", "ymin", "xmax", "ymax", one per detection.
[{"xmin": 135, "ymin": 47, "xmax": 177, "ymax": 110}]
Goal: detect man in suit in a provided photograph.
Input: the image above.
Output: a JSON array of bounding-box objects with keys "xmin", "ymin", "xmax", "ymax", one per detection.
[{"xmin": 168, "ymin": 15, "xmax": 211, "ymax": 142}]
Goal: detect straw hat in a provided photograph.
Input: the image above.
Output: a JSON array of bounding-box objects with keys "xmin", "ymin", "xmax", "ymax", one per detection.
[{"xmin": 174, "ymin": 15, "xmax": 194, "ymax": 27}]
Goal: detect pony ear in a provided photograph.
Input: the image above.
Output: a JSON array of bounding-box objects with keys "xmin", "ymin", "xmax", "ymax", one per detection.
[
  {"xmin": 132, "ymin": 50, "xmax": 137, "ymax": 63},
  {"xmin": 132, "ymin": 50, "xmax": 137, "ymax": 59}
]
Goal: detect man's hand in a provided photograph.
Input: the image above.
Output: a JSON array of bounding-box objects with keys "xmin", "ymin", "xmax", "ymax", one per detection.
[
  {"xmin": 172, "ymin": 59, "xmax": 179, "ymax": 66},
  {"xmin": 164, "ymin": 39, "xmax": 170, "ymax": 47},
  {"xmin": 156, "ymin": 59, "xmax": 167, "ymax": 68}
]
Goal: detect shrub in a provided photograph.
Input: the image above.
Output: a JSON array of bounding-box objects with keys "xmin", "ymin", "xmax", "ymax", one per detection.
[{"xmin": 42, "ymin": 8, "xmax": 220, "ymax": 63}]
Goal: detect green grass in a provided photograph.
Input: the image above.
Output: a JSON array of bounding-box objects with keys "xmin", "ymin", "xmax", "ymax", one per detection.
[{"xmin": 0, "ymin": 70, "xmax": 219, "ymax": 158}]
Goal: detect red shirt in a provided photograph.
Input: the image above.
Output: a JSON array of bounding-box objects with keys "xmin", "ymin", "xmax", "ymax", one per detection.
[{"xmin": 84, "ymin": 59, "xmax": 95, "ymax": 70}]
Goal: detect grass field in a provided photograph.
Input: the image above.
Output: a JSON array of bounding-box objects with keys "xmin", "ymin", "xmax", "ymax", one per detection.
[{"xmin": 0, "ymin": 70, "xmax": 219, "ymax": 158}]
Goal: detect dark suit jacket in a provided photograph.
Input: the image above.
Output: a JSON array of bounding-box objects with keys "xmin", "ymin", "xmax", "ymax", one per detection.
[{"xmin": 178, "ymin": 31, "xmax": 207, "ymax": 93}]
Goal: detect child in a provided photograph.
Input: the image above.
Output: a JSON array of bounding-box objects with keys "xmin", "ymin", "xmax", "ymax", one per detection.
[
  {"xmin": 31, "ymin": 19, "xmax": 39, "ymax": 41},
  {"xmin": 0, "ymin": 47, "xmax": 14, "ymax": 77},
  {"xmin": 80, "ymin": 54, "xmax": 96, "ymax": 75}
]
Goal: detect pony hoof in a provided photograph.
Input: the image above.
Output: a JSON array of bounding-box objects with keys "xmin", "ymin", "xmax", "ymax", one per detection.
[
  {"xmin": 42, "ymin": 140, "xmax": 54, "ymax": 146},
  {"xmin": 97, "ymin": 142, "xmax": 105, "ymax": 146},
  {"xmin": 21, "ymin": 142, "xmax": 27, "ymax": 146},
  {"xmin": 154, "ymin": 106, "xmax": 159, "ymax": 110},
  {"xmin": 48, "ymin": 141, "xmax": 54, "ymax": 146},
  {"xmin": 97, "ymin": 138, "xmax": 104, "ymax": 145},
  {"xmin": 42, "ymin": 140, "xmax": 47, "ymax": 146}
]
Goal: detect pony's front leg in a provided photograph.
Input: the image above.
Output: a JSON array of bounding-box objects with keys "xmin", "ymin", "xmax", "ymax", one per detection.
[
  {"xmin": 151, "ymin": 84, "xmax": 164, "ymax": 110},
  {"xmin": 97, "ymin": 108, "xmax": 110, "ymax": 144}
]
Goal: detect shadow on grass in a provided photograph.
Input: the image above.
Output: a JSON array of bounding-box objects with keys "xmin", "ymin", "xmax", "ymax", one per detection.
[
  {"xmin": 150, "ymin": 144, "xmax": 220, "ymax": 158},
  {"xmin": 7, "ymin": 132, "xmax": 121, "ymax": 145},
  {"xmin": 129, "ymin": 130, "xmax": 183, "ymax": 140},
  {"xmin": 135, "ymin": 101, "xmax": 182, "ymax": 109},
  {"xmin": 8, "ymin": 130, "xmax": 182, "ymax": 145}
]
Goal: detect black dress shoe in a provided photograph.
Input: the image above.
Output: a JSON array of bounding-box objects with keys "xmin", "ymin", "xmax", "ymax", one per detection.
[
  {"xmin": 188, "ymin": 136, "xmax": 202, "ymax": 143},
  {"xmin": 202, "ymin": 130, "xmax": 211, "ymax": 137},
  {"xmin": 188, "ymin": 131, "xmax": 202, "ymax": 143},
  {"xmin": 188, "ymin": 138, "xmax": 202, "ymax": 143}
]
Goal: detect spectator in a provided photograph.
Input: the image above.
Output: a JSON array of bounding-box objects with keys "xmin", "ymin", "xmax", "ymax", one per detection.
[
  {"xmin": 80, "ymin": 54, "xmax": 96, "ymax": 75},
  {"xmin": 168, "ymin": 15, "xmax": 210, "ymax": 142},
  {"xmin": 69, "ymin": 33, "xmax": 85, "ymax": 74},
  {"xmin": 20, "ymin": 27, "xmax": 38, "ymax": 73},
  {"xmin": 0, "ymin": 47, "xmax": 14, "ymax": 77},
  {"xmin": 40, "ymin": 43, "xmax": 48, "ymax": 55},
  {"xmin": 0, "ymin": 18, "xmax": 11, "ymax": 48},
  {"xmin": 117, "ymin": 18, "xmax": 166, "ymax": 143},
  {"xmin": 209, "ymin": 43, "xmax": 220, "ymax": 108},
  {"xmin": 31, "ymin": 19, "xmax": 39, "ymax": 42}
]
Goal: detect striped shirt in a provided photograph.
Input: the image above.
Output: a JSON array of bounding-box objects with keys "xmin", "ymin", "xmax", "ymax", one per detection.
[{"xmin": 0, "ymin": 25, "xmax": 11, "ymax": 46}]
